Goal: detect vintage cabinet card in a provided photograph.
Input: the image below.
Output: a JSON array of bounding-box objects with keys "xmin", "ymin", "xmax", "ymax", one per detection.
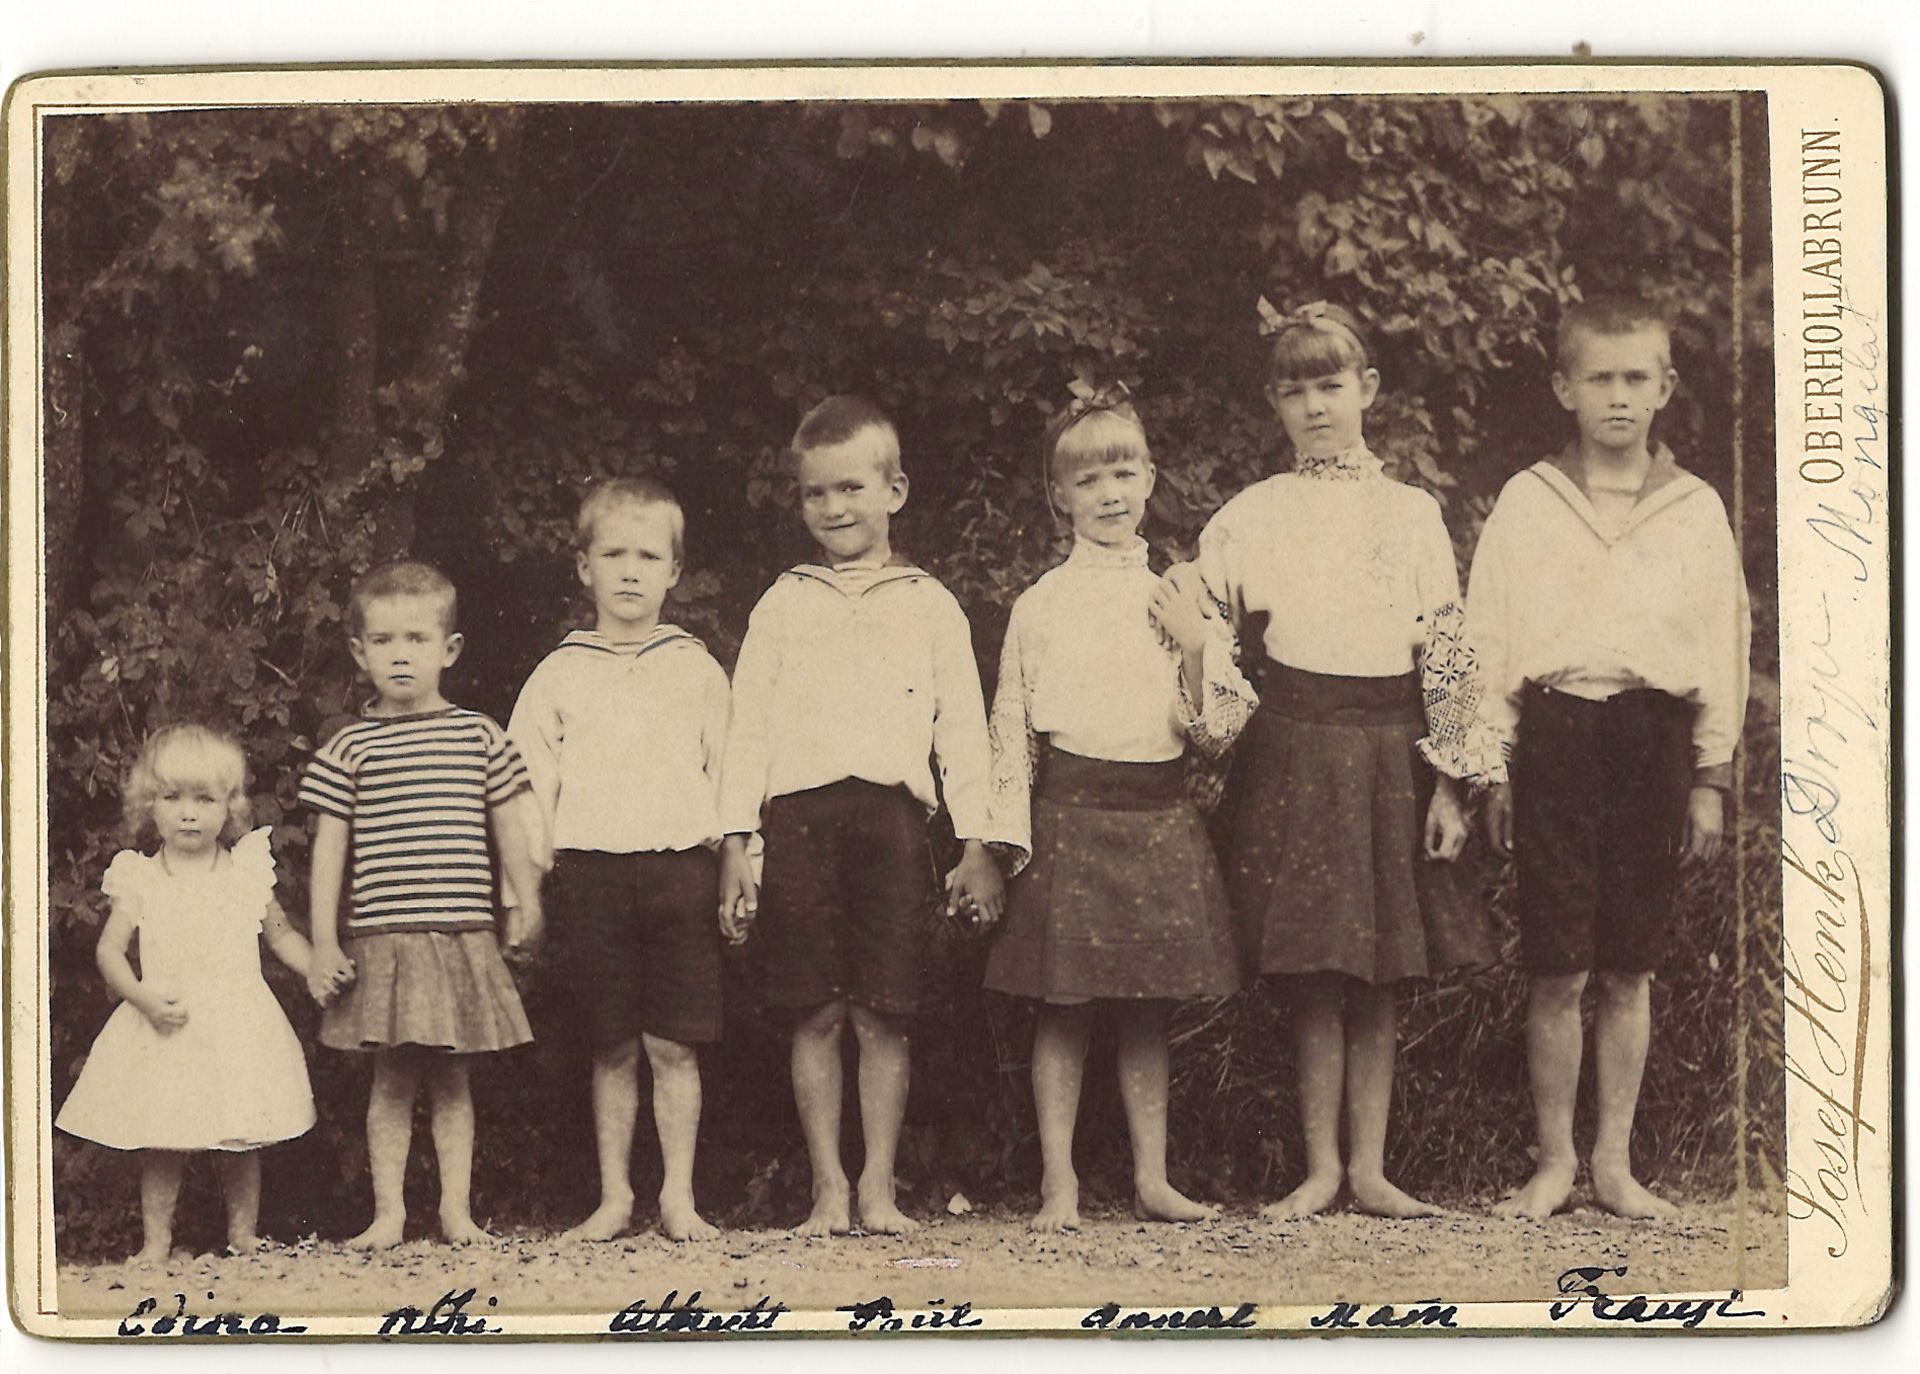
[{"xmin": 2, "ymin": 60, "xmax": 1893, "ymax": 1338}]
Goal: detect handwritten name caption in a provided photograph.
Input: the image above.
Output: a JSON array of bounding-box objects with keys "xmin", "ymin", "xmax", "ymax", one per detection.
[
  {"xmin": 1548, "ymin": 1266, "xmax": 1765, "ymax": 1328},
  {"xmin": 118, "ymin": 1291, "xmax": 307, "ymax": 1337},
  {"xmin": 610, "ymin": 1290, "xmax": 788, "ymax": 1335}
]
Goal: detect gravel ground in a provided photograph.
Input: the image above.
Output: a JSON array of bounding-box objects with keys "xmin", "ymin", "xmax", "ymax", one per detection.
[{"xmin": 58, "ymin": 1195, "xmax": 1784, "ymax": 1329}]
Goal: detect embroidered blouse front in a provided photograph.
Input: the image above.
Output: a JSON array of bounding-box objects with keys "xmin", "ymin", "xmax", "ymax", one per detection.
[{"xmin": 1193, "ymin": 448, "xmax": 1504, "ymax": 784}]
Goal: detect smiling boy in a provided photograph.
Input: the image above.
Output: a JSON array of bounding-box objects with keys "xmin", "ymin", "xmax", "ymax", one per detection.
[
  {"xmin": 509, "ymin": 478, "xmax": 733, "ymax": 1243},
  {"xmin": 717, "ymin": 395, "xmax": 1003, "ymax": 1237},
  {"xmin": 1468, "ymin": 297, "xmax": 1751, "ymax": 1220}
]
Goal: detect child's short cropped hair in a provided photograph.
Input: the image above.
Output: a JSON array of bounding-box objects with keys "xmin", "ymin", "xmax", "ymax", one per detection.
[
  {"xmin": 576, "ymin": 476, "xmax": 686, "ymax": 561},
  {"xmin": 1267, "ymin": 302, "xmax": 1371, "ymax": 382},
  {"xmin": 1555, "ymin": 295, "xmax": 1673, "ymax": 373},
  {"xmin": 789, "ymin": 395, "xmax": 902, "ymax": 478},
  {"xmin": 349, "ymin": 560, "xmax": 458, "ymax": 636},
  {"xmin": 124, "ymin": 722, "xmax": 252, "ymax": 846}
]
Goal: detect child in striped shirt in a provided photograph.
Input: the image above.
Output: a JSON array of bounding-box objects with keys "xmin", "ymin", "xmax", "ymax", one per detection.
[{"xmin": 301, "ymin": 560, "xmax": 543, "ymax": 1250}]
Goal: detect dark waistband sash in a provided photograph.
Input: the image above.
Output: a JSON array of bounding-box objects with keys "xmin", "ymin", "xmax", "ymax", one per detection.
[
  {"xmin": 1035, "ymin": 743, "xmax": 1186, "ymax": 810},
  {"xmin": 1252, "ymin": 660, "xmax": 1423, "ymax": 727}
]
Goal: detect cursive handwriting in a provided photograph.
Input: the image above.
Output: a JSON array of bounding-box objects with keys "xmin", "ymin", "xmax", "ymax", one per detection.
[
  {"xmin": 609, "ymin": 1290, "xmax": 787, "ymax": 1335},
  {"xmin": 377, "ymin": 1288, "xmax": 502, "ymax": 1336},
  {"xmin": 1781, "ymin": 841, "xmax": 1876, "ymax": 1258},
  {"xmin": 1547, "ymin": 1266, "xmax": 1766, "ymax": 1327},
  {"xmin": 1081, "ymin": 1300, "xmax": 1258, "ymax": 1331},
  {"xmin": 1309, "ymin": 1299, "xmax": 1458, "ymax": 1330},
  {"xmin": 119, "ymin": 1291, "xmax": 307, "ymax": 1337},
  {"xmin": 839, "ymin": 1295, "xmax": 982, "ymax": 1332}
]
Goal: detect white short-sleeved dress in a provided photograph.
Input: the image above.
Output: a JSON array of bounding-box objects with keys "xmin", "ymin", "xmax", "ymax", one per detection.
[{"xmin": 55, "ymin": 828, "xmax": 317, "ymax": 1151}]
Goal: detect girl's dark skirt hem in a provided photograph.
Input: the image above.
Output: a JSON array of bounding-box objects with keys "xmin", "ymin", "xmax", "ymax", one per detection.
[
  {"xmin": 1222, "ymin": 662, "xmax": 1491, "ymax": 986},
  {"xmin": 985, "ymin": 747, "xmax": 1241, "ymax": 1002}
]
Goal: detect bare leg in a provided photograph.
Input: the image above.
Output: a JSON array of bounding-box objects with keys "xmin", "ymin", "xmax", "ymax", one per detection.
[
  {"xmin": 1497, "ymin": 971, "xmax": 1587, "ymax": 1219},
  {"xmin": 849, "ymin": 1003, "xmax": 919, "ymax": 1234},
  {"xmin": 1029, "ymin": 1004, "xmax": 1093, "ymax": 1231},
  {"xmin": 212, "ymin": 1150, "xmax": 264, "ymax": 1250},
  {"xmin": 790, "ymin": 999, "xmax": 852, "ymax": 1237},
  {"xmin": 1590, "ymin": 970, "xmax": 1675, "ymax": 1219},
  {"xmin": 1119, "ymin": 1002, "xmax": 1218, "ymax": 1222},
  {"xmin": 645, "ymin": 1033, "xmax": 717, "ymax": 1240},
  {"xmin": 134, "ymin": 1150, "xmax": 187, "ymax": 1265},
  {"xmin": 426, "ymin": 1055, "xmax": 489, "ymax": 1244},
  {"xmin": 1263, "ymin": 975, "xmax": 1345, "ymax": 1219},
  {"xmin": 563, "ymin": 1037, "xmax": 639, "ymax": 1242},
  {"xmin": 349, "ymin": 1049, "xmax": 418, "ymax": 1249},
  {"xmin": 1344, "ymin": 983, "xmax": 1440, "ymax": 1217}
]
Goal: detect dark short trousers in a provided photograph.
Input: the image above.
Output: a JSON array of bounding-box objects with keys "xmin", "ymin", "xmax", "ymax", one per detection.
[
  {"xmin": 759, "ymin": 779, "xmax": 936, "ymax": 1017},
  {"xmin": 1512, "ymin": 684, "xmax": 1696, "ymax": 975},
  {"xmin": 551, "ymin": 847, "xmax": 722, "ymax": 1046}
]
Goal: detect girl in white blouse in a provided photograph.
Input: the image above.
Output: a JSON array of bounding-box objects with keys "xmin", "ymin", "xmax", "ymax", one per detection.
[
  {"xmin": 984, "ymin": 387, "xmax": 1253, "ymax": 1233},
  {"xmin": 1173, "ymin": 304, "xmax": 1502, "ymax": 1220}
]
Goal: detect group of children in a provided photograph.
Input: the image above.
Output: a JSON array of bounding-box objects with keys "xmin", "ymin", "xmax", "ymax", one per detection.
[{"xmin": 57, "ymin": 295, "xmax": 1750, "ymax": 1264}]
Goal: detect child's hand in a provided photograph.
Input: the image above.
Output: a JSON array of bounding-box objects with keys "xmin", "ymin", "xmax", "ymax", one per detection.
[
  {"xmin": 1680, "ymin": 785, "xmax": 1725, "ymax": 867},
  {"xmin": 945, "ymin": 840, "xmax": 1006, "ymax": 931},
  {"xmin": 1149, "ymin": 576, "xmax": 1212, "ymax": 657},
  {"xmin": 138, "ymin": 987, "xmax": 189, "ymax": 1033},
  {"xmin": 307, "ymin": 945, "xmax": 355, "ymax": 1006},
  {"xmin": 717, "ymin": 836, "xmax": 758, "ymax": 946},
  {"xmin": 1483, "ymin": 783, "xmax": 1514, "ymax": 858},
  {"xmin": 1423, "ymin": 778, "xmax": 1469, "ymax": 862},
  {"xmin": 504, "ymin": 897, "xmax": 545, "ymax": 963}
]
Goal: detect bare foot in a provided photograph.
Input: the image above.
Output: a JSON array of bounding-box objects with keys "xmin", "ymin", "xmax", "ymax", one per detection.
[
  {"xmin": 857, "ymin": 1175, "xmax": 922, "ymax": 1235},
  {"xmin": 346, "ymin": 1214, "xmax": 406, "ymax": 1251},
  {"xmin": 438, "ymin": 1210, "xmax": 493, "ymax": 1246},
  {"xmin": 1134, "ymin": 1179, "xmax": 1220, "ymax": 1223},
  {"xmin": 1592, "ymin": 1162, "xmax": 1677, "ymax": 1220},
  {"xmin": 1494, "ymin": 1160, "xmax": 1577, "ymax": 1219},
  {"xmin": 225, "ymin": 1233, "xmax": 273, "ymax": 1256},
  {"xmin": 1350, "ymin": 1173, "xmax": 1443, "ymax": 1218},
  {"xmin": 561, "ymin": 1198, "xmax": 634, "ymax": 1243},
  {"xmin": 129, "ymin": 1240, "xmax": 172, "ymax": 1269},
  {"xmin": 792, "ymin": 1179, "xmax": 852, "ymax": 1238},
  {"xmin": 1259, "ymin": 1170, "xmax": 1342, "ymax": 1220},
  {"xmin": 1031, "ymin": 1178, "xmax": 1081, "ymax": 1233},
  {"xmin": 659, "ymin": 1191, "xmax": 720, "ymax": 1242}
]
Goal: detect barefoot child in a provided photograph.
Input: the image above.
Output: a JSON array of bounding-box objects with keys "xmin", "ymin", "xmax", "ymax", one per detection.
[
  {"xmin": 509, "ymin": 478, "xmax": 731, "ymax": 1243},
  {"xmin": 301, "ymin": 560, "xmax": 543, "ymax": 1248},
  {"xmin": 718, "ymin": 395, "xmax": 1004, "ymax": 1236},
  {"xmin": 1470, "ymin": 296, "xmax": 1750, "ymax": 1220},
  {"xmin": 1176, "ymin": 302, "xmax": 1500, "ymax": 1219},
  {"xmin": 984, "ymin": 388, "xmax": 1250, "ymax": 1233},
  {"xmin": 57, "ymin": 724, "xmax": 321, "ymax": 1264}
]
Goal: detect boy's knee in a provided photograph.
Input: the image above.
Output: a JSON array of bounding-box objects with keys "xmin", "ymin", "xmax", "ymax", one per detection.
[
  {"xmin": 848, "ymin": 1003, "xmax": 909, "ymax": 1042},
  {"xmin": 1531, "ymin": 970, "xmax": 1589, "ymax": 1008},
  {"xmin": 1593, "ymin": 969, "xmax": 1653, "ymax": 1003},
  {"xmin": 794, "ymin": 999, "xmax": 847, "ymax": 1040},
  {"xmin": 641, "ymin": 1034, "xmax": 698, "ymax": 1072},
  {"xmin": 597, "ymin": 1037, "xmax": 642, "ymax": 1072}
]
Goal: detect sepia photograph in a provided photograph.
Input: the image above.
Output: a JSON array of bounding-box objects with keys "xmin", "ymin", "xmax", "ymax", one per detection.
[{"xmin": 1, "ymin": 59, "xmax": 1891, "ymax": 1338}]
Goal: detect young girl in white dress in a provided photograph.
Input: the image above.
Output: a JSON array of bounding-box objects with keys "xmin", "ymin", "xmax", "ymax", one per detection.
[
  {"xmin": 1175, "ymin": 303, "xmax": 1502, "ymax": 1219},
  {"xmin": 56, "ymin": 724, "xmax": 328, "ymax": 1264},
  {"xmin": 984, "ymin": 388, "xmax": 1253, "ymax": 1232}
]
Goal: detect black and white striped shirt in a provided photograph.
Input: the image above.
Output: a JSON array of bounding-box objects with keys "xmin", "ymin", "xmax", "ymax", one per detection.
[{"xmin": 300, "ymin": 707, "xmax": 529, "ymax": 935}]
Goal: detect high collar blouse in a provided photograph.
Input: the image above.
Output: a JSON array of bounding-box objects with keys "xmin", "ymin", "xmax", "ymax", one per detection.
[{"xmin": 985, "ymin": 535, "xmax": 1255, "ymax": 870}]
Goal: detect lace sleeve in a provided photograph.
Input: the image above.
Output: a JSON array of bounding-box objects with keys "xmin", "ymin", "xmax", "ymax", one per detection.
[
  {"xmin": 1176, "ymin": 618, "xmax": 1259, "ymax": 760},
  {"xmin": 1415, "ymin": 600, "xmax": 1508, "ymax": 787},
  {"xmin": 985, "ymin": 604, "xmax": 1040, "ymax": 876},
  {"xmin": 228, "ymin": 827, "xmax": 278, "ymax": 928}
]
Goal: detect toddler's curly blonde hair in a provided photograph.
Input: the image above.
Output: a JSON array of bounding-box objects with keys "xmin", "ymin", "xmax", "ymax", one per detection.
[{"xmin": 123, "ymin": 723, "xmax": 252, "ymax": 847}]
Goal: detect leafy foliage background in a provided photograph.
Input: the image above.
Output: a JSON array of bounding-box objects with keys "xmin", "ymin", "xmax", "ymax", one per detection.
[{"xmin": 39, "ymin": 95, "xmax": 1781, "ymax": 1256}]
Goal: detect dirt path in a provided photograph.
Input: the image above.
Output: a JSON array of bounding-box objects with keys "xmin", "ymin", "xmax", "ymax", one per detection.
[{"xmin": 60, "ymin": 1198, "xmax": 1783, "ymax": 1329}]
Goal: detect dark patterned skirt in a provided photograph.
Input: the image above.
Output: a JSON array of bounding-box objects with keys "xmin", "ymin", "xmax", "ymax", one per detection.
[
  {"xmin": 1221, "ymin": 662, "xmax": 1491, "ymax": 985},
  {"xmin": 320, "ymin": 928, "xmax": 533, "ymax": 1054},
  {"xmin": 985, "ymin": 746, "xmax": 1241, "ymax": 1002}
]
